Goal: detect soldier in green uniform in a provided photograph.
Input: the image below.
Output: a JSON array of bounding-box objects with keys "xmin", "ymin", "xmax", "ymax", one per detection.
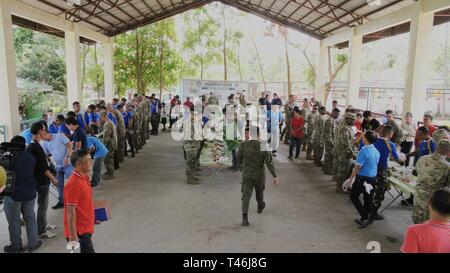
[
  {"xmin": 126, "ymin": 104, "xmax": 139, "ymax": 156},
  {"xmin": 305, "ymin": 104, "xmax": 318, "ymax": 160},
  {"xmin": 99, "ymin": 111, "xmax": 117, "ymax": 180},
  {"xmin": 336, "ymin": 112, "xmax": 356, "ymax": 193},
  {"xmin": 237, "ymin": 127, "xmax": 279, "ymax": 226},
  {"xmin": 280, "ymin": 95, "xmax": 296, "ymax": 145},
  {"xmin": 413, "ymin": 139, "xmax": 450, "ymax": 224},
  {"xmin": 134, "ymin": 102, "xmax": 143, "ymax": 150},
  {"xmin": 332, "ymin": 109, "xmax": 350, "ymax": 180},
  {"xmin": 313, "ymin": 106, "xmax": 327, "ymax": 166},
  {"xmin": 136, "ymin": 96, "xmax": 146, "ymax": 148},
  {"xmin": 109, "ymin": 104, "xmax": 126, "ymax": 163},
  {"xmin": 322, "ymin": 108, "xmax": 340, "ymax": 175}
]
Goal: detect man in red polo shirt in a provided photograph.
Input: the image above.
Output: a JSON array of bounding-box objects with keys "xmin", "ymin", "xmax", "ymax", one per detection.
[
  {"xmin": 64, "ymin": 149, "xmax": 95, "ymax": 253},
  {"xmin": 401, "ymin": 189, "xmax": 450, "ymax": 253}
]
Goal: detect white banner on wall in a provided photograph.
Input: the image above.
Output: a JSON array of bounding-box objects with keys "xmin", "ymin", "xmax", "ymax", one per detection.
[{"xmin": 181, "ymin": 79, "xmax": 249, "ymax": 106}]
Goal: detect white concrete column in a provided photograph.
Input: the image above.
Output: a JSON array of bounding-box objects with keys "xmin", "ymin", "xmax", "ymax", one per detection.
[
  {"xmin": 0, "ymin": 0, "xmax": 20, "ymax": 138},
  {"xmin": 104, "ymin": 39, "xmax": 115, "ymax": 102},
  {"xmin": 315, "ymin": 43, "xmax": 328, "ymax": 104},
  {"xmin": 345, "ymin": 28, "xmax": 363, "ymax": 107},
  {"xmin": 402, "ymin": 1, "xmax": 434, "ymax": 119},
  {"xmin": 65, "ymin": 25, "xmax": 82, "ymax": 107}
]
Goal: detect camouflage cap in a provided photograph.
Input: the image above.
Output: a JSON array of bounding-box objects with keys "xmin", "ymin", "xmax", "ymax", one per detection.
[
  {"xmin": 345, "ymin": 112, "xmax": 356, "ymax": 120},
  {"xmin": 99, "ymin": 110, "xmax": 108, "ymax": 117},
  {"xmin": 432, "ymin": 129, "xmax": 449, "ymax": 142},
  {"xmin": 437, "ymin": 139, "xmax": 450, "ymax": 149}
]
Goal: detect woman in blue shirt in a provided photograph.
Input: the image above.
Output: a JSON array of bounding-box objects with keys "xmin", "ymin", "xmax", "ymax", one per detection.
[{"xmin": 344, "ymin": 130, "xmax": 380, "ymax": 229}]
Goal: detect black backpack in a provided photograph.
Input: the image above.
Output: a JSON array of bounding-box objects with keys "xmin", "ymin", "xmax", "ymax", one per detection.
[{"xmin": 0, "ymin": 151, "xmax": 20, "ymax": 197}]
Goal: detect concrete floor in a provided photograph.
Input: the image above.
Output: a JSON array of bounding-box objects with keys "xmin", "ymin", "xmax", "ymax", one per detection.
[{"xmin": 0, "ymin": 131, "xmax": 413, "ymax": 253}]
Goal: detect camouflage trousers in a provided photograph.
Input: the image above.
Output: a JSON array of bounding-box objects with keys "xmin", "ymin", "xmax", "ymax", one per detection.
[
  {"xmin": 332, "ymin": 147, "xmax": 339, "ymax": 179},
  {"xmin": 306, "ymin": 133, "xmax": 314, "ymax": 156},
  {"xmin": 241, "ymin": 176, "xmax": 265, "ymax": 214},
  {"xmin": 372, "ymin": 168, "xmax": 389, "ymax": 213},
  {"xmin": 104, "ymin": 150, "xmax": 115, "ymax": 176},
  {"xmin": 313, "ymin": 140, "xmax": 324, "ymax": 165},
  {"xmin": 117, "ymin": 133, "xmax": 125, "ymax": 162},
  {"xmin": 412, "ymin": 197, "xmax": 430, "ymax": 224},
  {"xmin": 336, "ymin": 156, "xmax": 353, "ymax": 190},
  {"xmin": 184, "ymin": 142, "xmax": 200, "ymax": 178},
  {"xmin": 322, "ymin": 142, "xmax": 334, "ymax": 174},
  {"xmin": 281, "ymin": 119, "xmax": 291, "ymax": 142},
  {"xmin": 139, "ymin": 120, "xmax": 147, "ymax": 146}
]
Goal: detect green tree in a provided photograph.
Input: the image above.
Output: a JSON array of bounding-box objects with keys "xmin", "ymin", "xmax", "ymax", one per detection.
[
  {"xmin": 181, "ymin": 7, "xmax": 221, "ymax": 80},
  {"xmin": 114, "ymin": 18, "xmax": 180, "ymax": 97},
  {"xmin": 14, "ymin": 28, "xmax": 66, "ymax": 93}
]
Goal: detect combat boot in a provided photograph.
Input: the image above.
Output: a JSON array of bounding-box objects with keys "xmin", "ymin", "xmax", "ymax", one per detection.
[
  {"xmin": 241, "ymin": 213, "xmax": 249, "ymax": 226},
  {"xmin": 102, "ymin": 174, "xmax": 114, "ymax": 180},
  {"xmin": 257, "ymin": 202, "xmax": 265, "ymax": 214},
  {"xmin": 187, "ymin": 176, "xmax": 200, "ymax": 184}
]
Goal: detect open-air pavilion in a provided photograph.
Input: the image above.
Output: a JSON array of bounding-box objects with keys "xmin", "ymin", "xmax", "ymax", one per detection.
[
  {"xmin": 1, "ymin": 0, "xmax": 450, "ymax": 138},
  {"xmin": 1, "ymin": 0, "xmax": 450, "ymax": 254}
]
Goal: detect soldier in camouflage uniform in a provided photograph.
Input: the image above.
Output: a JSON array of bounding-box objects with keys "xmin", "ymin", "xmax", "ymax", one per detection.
[
  {"xmin": 332, "ymin": 110, "xmax": 349, "ymax": 180},
  {"xmin": 237, "ymin": 126, "xmax": 278, "ymax": 226},
  {"xmin": 313, "ymin": 106, "xmax": 327, "ymax": 166},
  {"xmin": 136, "ymin": 96, "xmax": 147, "ymax": 148},
  {"xmin": 413, "ymin": 139, "xmax": 450, "ymax": 224},
  {"xmin": 99, "ymin": 111, "xmax": 117, "ymax": 180},
  {"xmin": 322, "ymin": 108, "xmax": 340, "ymax": 175},
  {"xmin": 280, "ymin": 95, "xmax": 296, "ymax": 145},
  {"xmin": 183, "ymin": 112, "xmax": 203, "ymax": 185},
  {"xmin": 133, "ymin": 101, "xmax": 143, "ymax": 150},
  {"xmin": 126, "ymin": 104, "xmax": 139, "ymax": 156},
  {"xmin": 206, "ymin": 93, "xmax": 219, "ymax": 106},
  {"xmin": 305, "ymin": 104, "xmax": 318, "ymax": 160},
  {"xmin": 335, "ymin": 112, "xmax": 356, "ymax": 193},
  {"xmin": 109, "ymin": 104, "xmax": 126, "ymax": 164}
]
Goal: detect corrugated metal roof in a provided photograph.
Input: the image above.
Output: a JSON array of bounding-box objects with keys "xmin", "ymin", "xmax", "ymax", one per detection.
[{"xmin": 14, "ymin": 0, "xmax": 422, "ymax": 39}]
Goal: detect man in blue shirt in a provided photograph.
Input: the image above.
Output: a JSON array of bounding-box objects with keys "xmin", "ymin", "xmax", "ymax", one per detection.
[
  {"xmin": 150, "ymin": 96, "xmax": 160, "ymax": 136},
  {"xmin": 87, "ymin": 124, "xmax": 108, "ymax": 188},
  {"xmin": 106, "ymin": 105, "xmax": 117, "ymax": 126},
  {"xmin": 42, "ymin": 132, "xmax": 73, "ymax": 209},
  {"xmin": 48, "ymin": 115, "xmax": 65, "ymax": 134},
  {"xmin": 360, "ymin": 126, "xmax": 404, "ymax": 219},
  {"xmin": 72, "ymin": 101, "xmax": 87, "ymax": 130},
  {"xmin": 84, "ymin": 104, "xmax": 99, "ymax": 127},
  {"xmin": 66, "ymin": 117, "xmax": 88, "ymax": 150},
  {"xmin": 345, "ymin": 130, "xmax": 380, "ymax": 228}
]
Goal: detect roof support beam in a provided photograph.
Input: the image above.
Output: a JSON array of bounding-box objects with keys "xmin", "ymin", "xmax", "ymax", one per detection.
[
  {"xmin": 323, "ymin": 0, "xmax": 404, "ymax": 35},
  {"xmin": 109, "ymin": 0, "xmax": 214, "ymax": 36},
  {"xmin": 222, "ymin": 0, "xmax": 323, "ymax": 39},
  {"xmin": 321, "ymin": 0, "xmax": 450, "ymax": 47},
  {"xmin": 8, "ymin": 0, "xmax": 110, "ymax": 42}
]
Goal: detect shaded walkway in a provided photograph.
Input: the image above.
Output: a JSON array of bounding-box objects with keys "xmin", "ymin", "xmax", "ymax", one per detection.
[{"xmin": 0, "ymin": 132, "xmax": 412, "ymax": 252}]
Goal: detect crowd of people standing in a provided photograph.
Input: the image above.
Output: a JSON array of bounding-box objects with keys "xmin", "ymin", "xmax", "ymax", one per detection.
[{"xmin": 1, "ymin": 93, "xmax": 169, "ymax": 253}]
